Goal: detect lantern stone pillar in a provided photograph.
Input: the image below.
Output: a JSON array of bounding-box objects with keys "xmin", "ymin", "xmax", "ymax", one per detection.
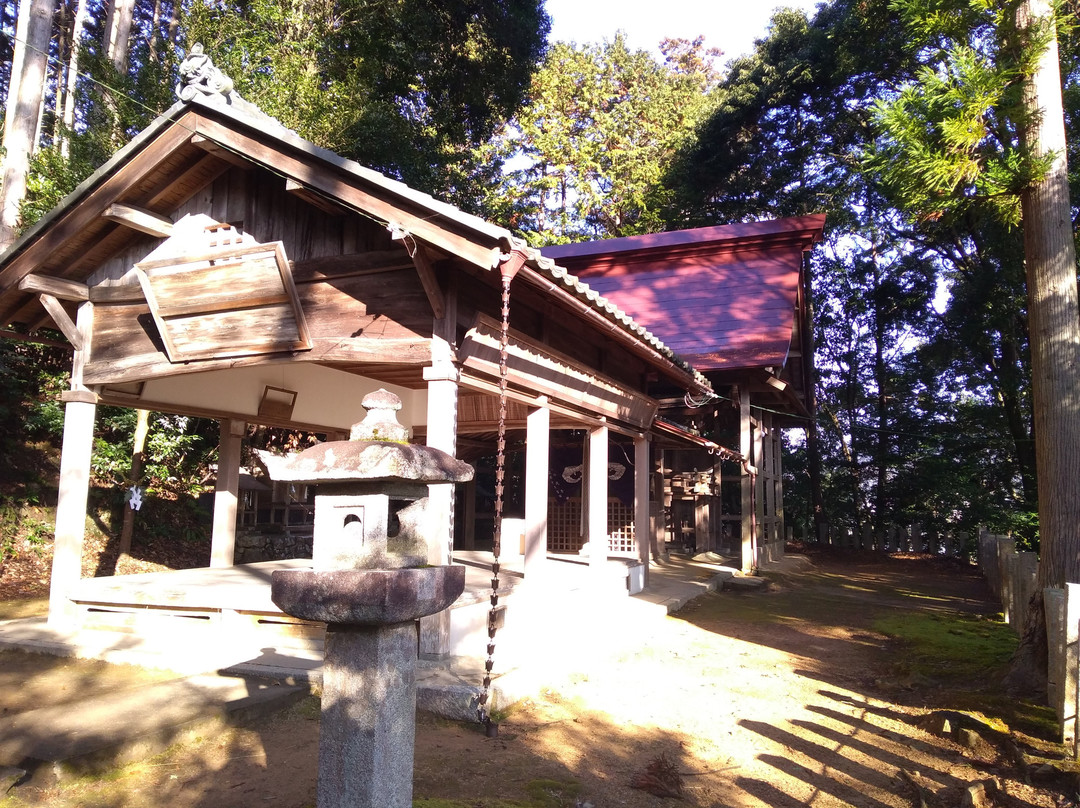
[{"xmin": 271, "ymin": 389, "xmax": 472, "ymax": 808}]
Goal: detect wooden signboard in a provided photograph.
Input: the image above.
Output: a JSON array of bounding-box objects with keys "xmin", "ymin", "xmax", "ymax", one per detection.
[{"xmin": 135, "ymin": 237, "xmax": 311, "ymax": 362}]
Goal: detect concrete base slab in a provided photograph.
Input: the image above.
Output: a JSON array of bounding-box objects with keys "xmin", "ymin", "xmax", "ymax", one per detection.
[{"xmin": 0, "ymin": 548, "xmax": 754, "ymax": 727}]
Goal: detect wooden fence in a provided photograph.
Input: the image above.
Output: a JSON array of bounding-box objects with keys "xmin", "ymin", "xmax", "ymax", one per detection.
[{"xmin": 804, "ymin": 522, "xmax": 973, "ymax": 559}]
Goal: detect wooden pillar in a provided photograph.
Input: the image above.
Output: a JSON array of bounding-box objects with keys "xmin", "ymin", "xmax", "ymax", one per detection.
[
  {"xmin": 653, "ymin": 452, "xmax": 667, "ymax": 560},
  {"xmin": 524, "ymin": 402, "xmax": 550, "ymax": 585},
  {"xmin": 634, "ymin": 435, "xmax": 650, "ymax": 586},
  {"xmin": 47, "ymin": 393, "xmax": 97, "ymax": 628},
  {"xmin": 739, "ymin": 385, "xmax": 754, "ymax": 573},
  {"xmin": 587, "ymin": 422, "xmax": 609, "ymax": 574},
  {"xmin": 754, "ymin": 414, "xmax": 765, "ymax": 562},
  {"xmin": 773, "ymin": 416, "xmax": 785, "ymax": 550},
  {"xmin": 460, "ymin": 478, "xmax": 476, "ymax": 550},
  {"xmin": 48, "ymin": 300, "xmax": 96, "ymax": 629},
  {"xmin": 762, "ymin": 414, "xmax": 775, "ymax": 545},
  {"xmin": 420, "ymin": 302, "xmax": 458, "ymax": 656},
  {"xmin": 210, "ymin": 418, "xmax": 244, "ymax": 568}
]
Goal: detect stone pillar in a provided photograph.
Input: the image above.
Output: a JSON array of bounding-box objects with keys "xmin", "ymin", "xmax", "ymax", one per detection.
[
  {"xmin": 47, "ymin": 392, "xmax": 97, "ymax": 628},
  {"xmin": 1013, "ymin": 552, "xmax": 1038, "ymax": 632},
  {"xmin": 634, "ymin": 436, "xmax": 650, "ymax": 586},
  {"xmin": 210, "ymin": 418, "xmax": 244, "ymax": 568},
  {"xmin": 1061, "ymin": 584, "xmax": 1080, "ymax": 755},
  {"xmin": 320, "ymin": 623, "xmax": 418, "ymax": 808},
  {"xmin": 524, "ymin": 403, "xmax": 550, "ymax": 586},
  {"xmin": 587, "ymin": 422, "xmax": 609, "ymax": 576},
  {"xmin": 695, "ymin": 498, "xmax": 710, "ymax": 554}
]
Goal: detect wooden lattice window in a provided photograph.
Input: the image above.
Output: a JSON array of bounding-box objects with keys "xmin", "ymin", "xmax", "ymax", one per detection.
[{"xmin": 546, "ymin": 497, "xmax": 637, "ymax": 555}]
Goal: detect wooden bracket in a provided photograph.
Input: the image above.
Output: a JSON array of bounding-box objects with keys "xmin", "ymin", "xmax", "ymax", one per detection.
[
  {"xmin": 411, "ymin": 243, "xmax": 446, "ymax": 320},
  {"xmin": 37, "ymin": 294, "xmax": 83, "ymax": 350},
  {"xmin": 102, "ymin": 203, "xmax": 174, "ymax": 238}
]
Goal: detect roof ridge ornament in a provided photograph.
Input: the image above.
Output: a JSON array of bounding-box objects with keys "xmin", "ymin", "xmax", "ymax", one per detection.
[{"xmin": 176, "ymin": 44, "xmax": 236, "ymax": 103}]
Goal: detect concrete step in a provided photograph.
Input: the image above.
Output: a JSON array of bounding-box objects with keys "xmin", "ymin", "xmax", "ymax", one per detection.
[{"xmin": 0, "ymin": 671, "xmax": 308, "ymax": 782}]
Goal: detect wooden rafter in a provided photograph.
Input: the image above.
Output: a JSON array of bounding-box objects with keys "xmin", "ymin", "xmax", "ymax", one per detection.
[
  {"xmin": 18, "ymin": 273, "xmax": 89, "ymax": 301},
  {"xmin": 0, "ymin": 119, "xmax": 194, "ymax": 291},
  {"xmin": 191, "ymin": 115, "xmax": 504, "ymax": 271},
  {"xmin": 102, "ymin": 203, "xmax": 174, "ymax": 238}
]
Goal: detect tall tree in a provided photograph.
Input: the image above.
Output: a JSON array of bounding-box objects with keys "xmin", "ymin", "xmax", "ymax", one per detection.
[
  {"xmin": 183, "ymin": 0, "xmax": 550, "ymax": 208},
  {"xmin": 869, "ymin": 0, "xmax": 1079, "ymax": 689},
  {"xmin": 0, "ymin": 0, "xmax": 55, "ymax": 249},
  {"xmin": 485, "ymin": 34, "xmax": 722, "ymax": 243},
  {"xmin": 1013, "ymin": 0, "xmax": 1080, "ymax": 687}
]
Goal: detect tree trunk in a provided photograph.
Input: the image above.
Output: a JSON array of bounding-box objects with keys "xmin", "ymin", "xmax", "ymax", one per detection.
[
  {"xmin": 59, "ymin": 0, "xmax": 89, "ymax": 158},
  {"xmin": 802, "ymin": 253, "xmax": 827, "ymax": 541},
  {"xmin": 118, "ymin": 409, "xmax": 150, "ymax": 556},
  {"xmin": 3, "ymin": 0, "xmax": 31, "ymax": 144},
  {"xmin": 1005, "ymin": 0, "xmax": 1080, "ymax": 694},
  {"xmin": 0, "ymin": 0, "xmax": 55, "ymax": 250},
  {"xmin": 103, "ymin": 0, "xmax": 136, "ymax": 71}
]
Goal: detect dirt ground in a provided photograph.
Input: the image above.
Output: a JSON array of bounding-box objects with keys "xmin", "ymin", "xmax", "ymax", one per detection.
[{"xmin": 3, "ymin": 551, "xmax": 1076, "ymax": 808}]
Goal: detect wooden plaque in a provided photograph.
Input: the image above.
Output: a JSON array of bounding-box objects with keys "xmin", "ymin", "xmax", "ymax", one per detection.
[{"xmin": 135, "ymin": 239, "xmax": 312, "ymax": 362}]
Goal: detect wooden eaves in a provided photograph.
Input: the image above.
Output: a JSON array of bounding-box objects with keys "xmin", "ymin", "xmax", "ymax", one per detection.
[{"xmin": 0, "ymin": 92, "xmax": 711, "ymax": 404}]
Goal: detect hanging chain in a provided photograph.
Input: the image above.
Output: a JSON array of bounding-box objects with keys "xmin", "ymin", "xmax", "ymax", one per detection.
[{"xmin": 478, "ymin": 268, "xmax": 513, "ymax": 728}]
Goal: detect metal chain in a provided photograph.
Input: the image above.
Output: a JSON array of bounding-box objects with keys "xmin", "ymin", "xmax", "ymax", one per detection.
[{"xmin": 478, "ymin": 269, "xmax": 512, "ymax": 729}]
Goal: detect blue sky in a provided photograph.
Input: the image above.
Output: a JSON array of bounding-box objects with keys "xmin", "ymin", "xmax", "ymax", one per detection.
[{"xmin": 544, "ymin": 0, "xmax": 826, "ymax": 63}]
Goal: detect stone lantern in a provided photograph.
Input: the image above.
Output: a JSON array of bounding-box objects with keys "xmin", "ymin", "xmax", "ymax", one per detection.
[{"xmin": 270, "ymin": 388, "xmax": 473, "ymax": 808}]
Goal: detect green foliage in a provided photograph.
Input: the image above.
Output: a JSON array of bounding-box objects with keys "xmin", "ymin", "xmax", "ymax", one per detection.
[
  {"xmin": 183, "ymin": 0, "xmax": 549, "ymax": 206},
  {"xmin": 485, "ymin": 34, "xmax": 722, "ymax": 242},
  {"xmin": 0, "ymin": 335, "xmax": 68, "ymax": 455},
  {"xmin": 0, "ymin": 496, "xmax": 53, "ymax": 565},
  {"xmin": 865, "ymin": 0, "xmax": 1057, "ymax": 227},
  {"xmin": 91, "ymin": 409, "xmax": 217, "ymax": 497}
]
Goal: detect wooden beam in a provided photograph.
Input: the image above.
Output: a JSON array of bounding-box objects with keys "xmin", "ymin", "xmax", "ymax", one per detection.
[
  {"xmin": 189, "ymin": 134, "xmax": 254, "ymax": 169},
  {"xmin": 102, "ymin": 203, "xmax": 174, "ymax": 238},
  {"xmin": 291, "ymin": 250, "xmax": 414, "ymax": 283},
  {"xmin": 410, "ymin": 243, "xmax": 445, "ymax": 320},
  {"xmin": 38, "ymin": 294, "xmax": 83, "ymax": 350},
  {"xmin": 18, "ymin": 273, "xmax": 89, "ymax": 301},
  {"xmin": 285, "ymin": 178, "xmax": 346, "ymax": 216}
]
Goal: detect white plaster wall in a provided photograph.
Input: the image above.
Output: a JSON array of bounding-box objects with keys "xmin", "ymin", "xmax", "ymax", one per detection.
[{"xmin": 139, "ymin": 364, "xmax": 430, "ymax": 430}]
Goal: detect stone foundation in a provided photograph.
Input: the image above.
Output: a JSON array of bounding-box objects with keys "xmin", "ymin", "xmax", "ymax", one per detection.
[{"xmin": 234, "ymin": 527, "xmax": 313, "ymax": 564}]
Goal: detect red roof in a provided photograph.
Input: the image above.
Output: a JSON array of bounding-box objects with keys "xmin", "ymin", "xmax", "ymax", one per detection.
[{"xmin": 541, "ymin": 215, "xmax": 825, "ymax": 373}]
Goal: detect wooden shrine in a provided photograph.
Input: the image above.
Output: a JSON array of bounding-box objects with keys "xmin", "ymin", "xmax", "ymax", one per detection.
[{"xmin": 0, "ymin": 56, "xmax": 823, "ymax": 660}]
